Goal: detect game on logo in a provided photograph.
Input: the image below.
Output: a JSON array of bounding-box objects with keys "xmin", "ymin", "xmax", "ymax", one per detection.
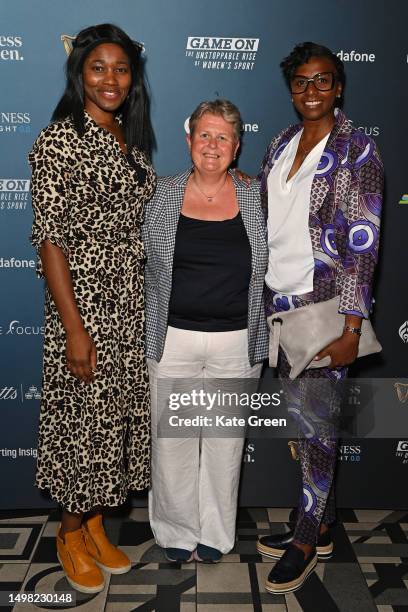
[
  {"xmin": 186, "ymin": 36, "xmax": 260, "ymax": 71},
  {"xmin": 0, "ymin": 178, "xmax": 29, "ymax": 211},
  {"xmin": 396, "ymin": 441, "xmax": 408, "ymax": 465},
  {"xmin": 399, "ymin": 321, "xmax": 408, "ymax": 343},
  {"xmin": 399, "ymin": 194, "xmax": 408, "ymax": 204}
]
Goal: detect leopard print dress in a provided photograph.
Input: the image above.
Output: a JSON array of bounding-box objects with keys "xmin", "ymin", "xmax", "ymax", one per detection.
[{"xmin": 29, "ymin": 112, "xmax": 156, "ymax": 513}]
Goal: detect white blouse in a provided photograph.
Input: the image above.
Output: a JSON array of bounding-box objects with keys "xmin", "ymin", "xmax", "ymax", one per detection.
[{"xmin": 265, "ymin": 129, "xmax": 330, "ymax": 296}]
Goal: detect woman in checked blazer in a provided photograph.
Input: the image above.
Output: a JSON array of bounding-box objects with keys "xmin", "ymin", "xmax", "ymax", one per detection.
[{"xmin": 143, "ymin": 99, "xmax": 268, "ymax": 563}]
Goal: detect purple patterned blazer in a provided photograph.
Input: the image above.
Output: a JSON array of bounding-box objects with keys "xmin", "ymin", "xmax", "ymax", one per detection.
[{"xmin": 259, "ymin": 110, "xmax": 383, "ymax": 319}]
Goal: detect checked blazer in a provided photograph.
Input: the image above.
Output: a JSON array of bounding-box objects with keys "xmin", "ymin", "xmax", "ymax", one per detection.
[
  {"xmin": 259, "ymin": 110, "xmax": 383, "ymax": 319},
  {"xmin": 142, "ymin": 168, "xmax": 269, "ymax": 366}
]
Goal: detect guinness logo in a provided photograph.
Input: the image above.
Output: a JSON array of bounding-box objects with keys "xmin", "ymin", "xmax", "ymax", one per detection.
[
  {"xmin": 399, "ymin": 321, "xmax": 408, "ymax": 343},
  {"xmin": 288, "ymin": 440, "xmax": 299, "ymax": 461},
  {"xmin": 61, "ymin": 34, "xmax": 75, "ymax": 56},
  {"xmin": 61, "ymin": 33, "xmax": 145, "ymax": 57},
  {"xmin": 395, "ymin": 382, "xmax": 408, "ymax": 403}
]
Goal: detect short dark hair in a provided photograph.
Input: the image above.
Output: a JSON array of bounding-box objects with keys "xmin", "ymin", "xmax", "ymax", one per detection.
[
  {"xmin": 52, "ymin": 23, "xmax": 154, "ymax": 156},
  {"xmin": 280, "ymin": 42, "xmax": 345, "ymax": 90}
]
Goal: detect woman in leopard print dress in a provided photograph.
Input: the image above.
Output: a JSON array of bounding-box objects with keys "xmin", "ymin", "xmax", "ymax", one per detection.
[{"xmin": 29, "ymin": 24, "xmax": 156, "ymax": 593}]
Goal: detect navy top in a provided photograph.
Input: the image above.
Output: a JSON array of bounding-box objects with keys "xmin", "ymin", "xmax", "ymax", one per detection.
[{"xmin": 168, "ymin": 212, "xmax": 251, "ymax": 332}]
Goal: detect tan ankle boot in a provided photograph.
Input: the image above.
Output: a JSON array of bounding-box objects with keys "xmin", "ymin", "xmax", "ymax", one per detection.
[
  {"xmin": 83, "ymin": 514, "xmax": 131, "ymax": 574},
  {"xmin": 57, "ymin": 527, "xmax": 104, "ymax": 594}
]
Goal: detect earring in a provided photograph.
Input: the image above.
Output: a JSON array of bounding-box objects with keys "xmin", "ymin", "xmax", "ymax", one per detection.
[{"xmin": 291, "ymin": 97, "xmax": 294, "ymax": 102}]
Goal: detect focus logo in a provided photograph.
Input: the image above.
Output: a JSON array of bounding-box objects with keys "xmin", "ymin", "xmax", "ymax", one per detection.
[
  {"xmin": 184, "ymin": 116, "xmax": 259, "ymax": 134},
  {"xmin": 396, "ymin": 441, "xmax": 408, "ymax": 464},
  {"xmin": 0, "ymin": 112, "xmax": 31, "ymax": 134},
  {"xmin": 357, "ymin": 126, "xmax": 380, "ymax": 137},
  {"xmin": 399, "ymin": 194, "xmax": 408, "ymax": 205},
  {"xmin": 337, "ymin": 50, "xmax": 375, "ymax": 62},
  {"xmin": 186, "ymin": 36, "xmax": 260, "ymax": 71},
  {"xmin": 0, "ymin": 178, "xmax": 29, "ymax": 211},
  {"xmin": 0, "ymin": 257, "xmax": 35, "ymax": 269},
  {"xmin": 399, "ymin": 321, "xmax": 408, "ymax": 343},
  {"xmin": 338, "ymin": 444, "xmax": 362, "ymax": 462},
  {"xmin": 0, "ymin": 36, "xmax": 23, "ymax": 61},
  {"xmin": 0, "ymin": 320, "xmax": 44, "ymax": 335}
]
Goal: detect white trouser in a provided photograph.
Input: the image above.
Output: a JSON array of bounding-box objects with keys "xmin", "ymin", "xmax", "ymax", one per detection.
[{"xmin": 147, "ymin": 326, "xmax": 262, "ymax": 554}]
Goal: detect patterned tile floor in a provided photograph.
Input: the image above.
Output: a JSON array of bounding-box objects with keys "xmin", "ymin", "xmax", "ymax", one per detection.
[{"xmin": 0, "ymin": 507, "xmax": 407, "ymax": 611}]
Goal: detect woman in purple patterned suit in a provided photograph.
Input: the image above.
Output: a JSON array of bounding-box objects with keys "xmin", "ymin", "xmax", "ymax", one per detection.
[{"xmin": 256, "ymin": 42, "xmax": 383, "ymax": 594}]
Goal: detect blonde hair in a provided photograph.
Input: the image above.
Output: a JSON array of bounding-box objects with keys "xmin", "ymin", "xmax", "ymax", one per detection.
[{"xmin": 189, "ymin": 99, "xmax": 242, "ymax": 141}]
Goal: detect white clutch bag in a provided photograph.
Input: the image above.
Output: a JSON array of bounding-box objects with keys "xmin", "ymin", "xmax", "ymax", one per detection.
[{"xmin": 267, "ymin": 296, "xmax": 382, "ymax": 379}]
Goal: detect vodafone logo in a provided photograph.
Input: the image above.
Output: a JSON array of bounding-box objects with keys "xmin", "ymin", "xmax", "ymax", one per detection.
[
  {"xmin": 184, "ymin": 116, "xmax": 259, "ymax": 134},
  {"xmin": 0, "ymin": 257, "xmax": 35, "ymax": 269},
  {"xmin": 337, "ymin": 49, "xmax": 375, "ymax": 62}
]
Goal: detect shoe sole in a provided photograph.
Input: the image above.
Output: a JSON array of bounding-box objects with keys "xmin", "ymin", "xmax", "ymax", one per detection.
[
  {"xmin": 57, "ymin": 553, "xmax": 105, "ymax": 594},
  {"xmin": 164, "ymin": 553, "xmax": 194, "ymax": 563},
  {"xmin": 193, "ymin": 549, "xmax": 222, "ymax": 563},
  {"xmin": 94, "ymin": 560, "xmax": 132, "ymax": 574},
  {"xmin": 257, "ymin": 540, "xmax": 333, "ymax": 560},
  {"xmin": 82, "ymin": 530, "xmax": 132, "ymax": 574},
  {"xmin": 265, "ymin": 554, "xmax": 318, "ymax": 594}
]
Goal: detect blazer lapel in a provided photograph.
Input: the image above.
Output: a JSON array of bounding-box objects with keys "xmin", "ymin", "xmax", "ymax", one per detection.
[
  {"xmin": 232, "ymin": 172, "xmax": 266, "ymax": 275},
  {"xmin": 309, "ymin": 109, "xmax": 350, "ymax": 216},
  {"xmin": 164, "ymin": 168, "xmax": 191, "ymax": 270}
]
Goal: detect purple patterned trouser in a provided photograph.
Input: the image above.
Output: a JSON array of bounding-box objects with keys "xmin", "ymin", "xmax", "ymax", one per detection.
[{"xmin": 266, "ymin": 289, "xmax": 347, "ymax": 545}]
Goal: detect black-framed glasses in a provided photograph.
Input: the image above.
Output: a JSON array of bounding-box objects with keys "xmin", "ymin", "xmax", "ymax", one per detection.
[{"xmin": 290, "ymin": 72, "xmax": 336, "ymax": 94}]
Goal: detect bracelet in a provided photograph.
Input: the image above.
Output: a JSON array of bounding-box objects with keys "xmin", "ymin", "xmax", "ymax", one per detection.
[{"xmin": 343, "ymin": 325, "xmax": 362, "ymax": 336}]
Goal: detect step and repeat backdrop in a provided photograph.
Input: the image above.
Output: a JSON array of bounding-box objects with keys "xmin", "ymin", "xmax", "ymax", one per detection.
[{"xmin": 1, "ymin": 0, "xmax": 407, "ymax": 509}]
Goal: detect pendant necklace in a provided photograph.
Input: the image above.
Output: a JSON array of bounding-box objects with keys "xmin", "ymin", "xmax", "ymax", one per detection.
[
  {"xmin": 299, "ymin": 137, "xmax": 313, "ymax": 159},
  {"xmin": 193, "ymin": 173, "xmax": 228, "ymax": 202}
]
